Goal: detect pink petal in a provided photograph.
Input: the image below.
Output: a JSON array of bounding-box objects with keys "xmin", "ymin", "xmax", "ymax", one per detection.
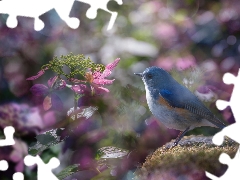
[
  {"xmin": 26, "ymin": 67, "xmax": 48, "ymax": 80},
  {"xmin": 105, "ymin": 58, "xmax": 120, "ymax": 71},
  {"xmin": 43, "ymin": 111, "xmax": 56, "ymax": 129},
  {"xmin": 95, "ymin": 86, "xmax": 110, "ymax": 94},
  {"xmin": 197, "ymin": 85, "xmax": 217, "ymax": 94},
  {"xmin": 92, "ymin": 71, "xmax": 102, "ymax": 79},
  {"xmin": 93, "ymin": 79, "xmax": 114, "ymax": 85},
  {"xmin": 43, "ymin": 95, "xmax": 52, "ymax": 111},
  {"xmin": 51, "ymin": 93, "xmax": 64, "ymax": 111},
  {"xmin": 15, "ymin": 161, "xmax": 24, "ymax": 172},
  {"xmin": 90, "ymin": 84, "xmax": 110, "ymax": 94},
  {"xmin": 95, "ymin": 69, "xmax": 111, "ymax": 79},
  {"xmin": 71, "ymin": 84, "xmax": 87, "ymax": 94},
  {"xmin": 68, "ymin": 78, "xmax": 86, "ymax": 83},
  {"xmin": 30, "ymin": 84, "xmax": 48, "ymax": 96},
  {"xmin": 48, "ymin": 76, "xmax": 58, "ymax": 88},
  {"xmin": 10, "ymin": 150, "xmax": 22, "ymax": 162}
]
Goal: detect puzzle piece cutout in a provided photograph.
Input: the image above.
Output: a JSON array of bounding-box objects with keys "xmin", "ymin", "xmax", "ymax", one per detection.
[
  {"xmin": 0, "ymin": 126, "xmax": 60, "ymax": 179},
  {"xmin": 24, "ymin": 155, "xmax": 60, "ymax": 180},
  {"xmin": 212, "ymin": 69, "xmax": 240, "ymax": 145},
  {"xmin": 0, "ymin": 159, "xmax": 24, "ymax": 180},
  {"xmin": 0, "ymin": 126, "xmax": 24, "ymax": 180},
  {"xmin": 206, "ymin": 148, "xmax": 240, "ymax": 180},
  {"xmin": 0, "ymin": 160, "xmax": 8, "ymax": 171},
  {"xmin": 0, "ymin": 0, "xmax": 122, "ymax": 31},
  {"xmin": 77, "ymin": 0, "xmax": 123, "ymax": 30},
  {"xmin": 12, "ymin": 172, "xmax": 24, "ymax": 180},
  {"xmin": 205, "ymin": 68, "xmax": 240, "ymax": 179},
  {"xmin": 0, "ymin": 0, "xmax": 79, "ymax": 31},
  {"xmin": 0, "ymin": 126, "xmax": 15, "ymax": 146}
]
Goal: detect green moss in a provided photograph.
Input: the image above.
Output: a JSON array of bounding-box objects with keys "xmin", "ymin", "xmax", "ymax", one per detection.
[{"xmin": 136, "ymin": 135, "xmax": 238, "ymax": 179}]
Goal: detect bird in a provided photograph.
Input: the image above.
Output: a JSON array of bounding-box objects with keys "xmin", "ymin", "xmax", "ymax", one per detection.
[{"xmin": 135, "ymin": 66, "xmax": 226, "ymax": 146}]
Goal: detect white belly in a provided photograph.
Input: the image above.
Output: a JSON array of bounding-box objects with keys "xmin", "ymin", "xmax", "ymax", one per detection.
[{"xmin": 145, "ymin": 88, "xmax": 186, "ymax": 130}]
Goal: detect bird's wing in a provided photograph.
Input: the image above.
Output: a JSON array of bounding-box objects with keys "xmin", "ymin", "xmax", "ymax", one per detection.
[{"xmin": 159, "ymin": 88, "xmax": 226, "ymax": 129}]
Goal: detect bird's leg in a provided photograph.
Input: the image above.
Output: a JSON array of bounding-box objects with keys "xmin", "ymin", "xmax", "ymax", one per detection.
[{"xmin": 173, "ymin": 127, "xmax": 190, "ymax": 146}]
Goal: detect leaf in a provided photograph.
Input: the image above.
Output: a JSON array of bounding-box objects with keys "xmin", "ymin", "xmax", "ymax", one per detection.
[
  {"xmin": 51, "ymin": 93, "xmax": 64, "ymax": 111},
  {"xmin": 68, "ymin": 106, "xmax": 98, "ymax": 120},
  {"xmin": 91, "ymin": 169, "xmax": 115, "ymax": 180},
  {"xmin": 56, "ymin": 164, "xmax": 80, "ymax": 180},
  {"xmin": 29, "ymin": 149, "xmax": 38, "ymax": 155},
  {"xmin": 96, "ymin": 147, "xmax": 128, "ymax": 170},
  {"xmin": 30, "ymin": 84, "xmax": 48, "ymax": 96},
  {"xmin": 28, "ymin": 128, "xmax": 67, "ymax": 156},
  {"xmin": 96, "ymin": 146, "xmax": 128, "ymax": 159},
  {"xmin": 36, "ymin": 134, "xmax": 56, "ymax": 145}
]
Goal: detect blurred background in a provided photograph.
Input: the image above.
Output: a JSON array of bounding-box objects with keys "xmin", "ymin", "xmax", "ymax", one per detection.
[{"xmin": 0, "ymin": 0, "xmax": 239, "ymax": 179}]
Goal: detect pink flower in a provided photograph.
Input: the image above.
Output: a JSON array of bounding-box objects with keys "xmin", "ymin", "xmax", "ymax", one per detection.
[
  {"xmin": 176, "ymin": 55, "xmax": 196, "ymax": 70},
  {"xmin": 155, "ymin": 55, "xmax": 196, "ymax": 71},
  {"xmin": 0, "ymin": 103, "xmax": 57, "ymax": 134},
  {"xmin": 71, "ymin": 58, "xmax": 120, "ymax": 95},
  {"xmin": 26, "ymin": 67, "xmax": 48, "ymax": 80},
  {"xmin": 195, "ymin": 85, "xmax": 217, "ymax": 102}
]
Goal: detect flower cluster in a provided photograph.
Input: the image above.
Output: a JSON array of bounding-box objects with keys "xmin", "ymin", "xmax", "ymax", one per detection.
[{"xmin": 27, "ymin": 53, "xmax": 120, "ymax": 111}]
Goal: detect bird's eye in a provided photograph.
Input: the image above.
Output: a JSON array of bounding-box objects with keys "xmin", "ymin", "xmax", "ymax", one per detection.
[{"xmin": 147, "ymin": 73, "xmax": 153, "ymax": 79}]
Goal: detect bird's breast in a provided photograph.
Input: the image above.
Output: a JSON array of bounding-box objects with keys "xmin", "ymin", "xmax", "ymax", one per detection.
[{"xmin": 145, "ymin": 88, "xmax": 190, "ymax": 130}]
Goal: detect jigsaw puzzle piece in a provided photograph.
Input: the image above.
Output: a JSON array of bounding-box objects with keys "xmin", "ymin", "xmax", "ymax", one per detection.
[
  {"xmin": 212, "ymin": 123, "xmax": 240, "ymax": 145},
  {"xmin": 214, "ymin": 69, "xmax": 240, "ymax": 145},
  {"xmin": 13, "ymin": 172, "xmax": 24, "ymax": 180},
  {"xmin": 216, "ymin": 72, "xmax": 237, "ymax": 111},
  {"xmin": 207, "ymin": 68, "xmax": 240, "ymax": 179},
  {"xmin": 0, "ymin": 160, "xmax": 8, "ymax": 171},
  {"xmin": 54, "ymin": 0, "xmax": 80, "ymax": 29},
  {"xmin": 0, "ymin": 126, "xmax": 15, "ymax": 146},
  {"xmin": 24, "ymin": 155, "xmax": 60, "ymax": 180},
  {"xmin": 0, "ymin": 0, "xmax": 50, "ymax": 30},
  {"xmin": 77, "ymin": 0, "xmax": 123, "ymax": 30},
  {"xmin": 0, "ymin": 0, "xmax": 80, "ymax": 31},
  {"xmin": 206, "ymin": 147, "xmax": 240, "ymax": 180},
  {"xmin": 217, "ymin": 69, "xmax": 240, "ymax": 119}
]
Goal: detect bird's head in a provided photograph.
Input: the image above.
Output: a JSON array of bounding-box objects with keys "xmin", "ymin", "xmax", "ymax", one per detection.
[{"xmin": 135, "ymin": 66, "xmax": 172, "ymax": 89}]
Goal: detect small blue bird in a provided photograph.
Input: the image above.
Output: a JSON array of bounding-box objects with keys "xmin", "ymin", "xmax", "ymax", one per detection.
[{"xmin": 135, "ymin": 66, "xmax": 226, "ymax": 146}]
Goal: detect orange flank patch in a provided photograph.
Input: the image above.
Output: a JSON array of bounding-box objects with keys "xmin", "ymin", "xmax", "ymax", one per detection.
[
  {"xmin": 158, "ymin": 96, "xmax": 190, "ymax": 118},
  {"xmin": 175, "ymin": 108, "xmax": 190, "ymax": 118},
  {"xmin": 158, "ymin": 96, "xmax": 173, "ymax": 109}
]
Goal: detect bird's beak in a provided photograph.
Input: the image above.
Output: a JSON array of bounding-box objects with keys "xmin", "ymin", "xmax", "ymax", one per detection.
[{"xmin": 134, "ymin": 73, "xmax": 143, "ymax": 77}]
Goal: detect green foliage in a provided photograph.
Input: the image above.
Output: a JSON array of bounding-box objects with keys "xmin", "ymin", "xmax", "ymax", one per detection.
[
  {"xmin": 96, "ymin": 146, "xmax": 128, "ymax": 160},
  {"xmin": 55, "ymin": 146, "xmax": 128, "ymax": 180},
  {"xmin": 28, "ymin": 128, "xmax": 67, "ymax": 156},
  {"xmin": 36, "ymin": 134, "xmax": 56, "ymax": 145},
  {"xmin": 56, "ymin": 164, "xmax": 80, "ymax": 180},
  {"xmin": 96, "ymin": 146, "xmax": 128, "ymax": 175},
  {"xmin": 91, "ymin": 169, "xmax": 115, "ymax": 180},
  {"xmin": 41, "ymin": 53, "xmax": 105, "ymax": 79},
  {"xmin": 28, "ymin": 106, "xmax": 100, "ymax": 156}
]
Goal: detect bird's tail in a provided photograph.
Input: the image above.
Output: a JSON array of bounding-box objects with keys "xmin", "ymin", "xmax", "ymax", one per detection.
[{"xmin": 208, "ymin": 116, "xmax": 226, "ymax": 129}]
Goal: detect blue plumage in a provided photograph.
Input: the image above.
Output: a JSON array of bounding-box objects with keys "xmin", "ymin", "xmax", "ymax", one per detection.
[{"xmin": 135, "ymin": 66, "xmax": 226, "ymax": 146}]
